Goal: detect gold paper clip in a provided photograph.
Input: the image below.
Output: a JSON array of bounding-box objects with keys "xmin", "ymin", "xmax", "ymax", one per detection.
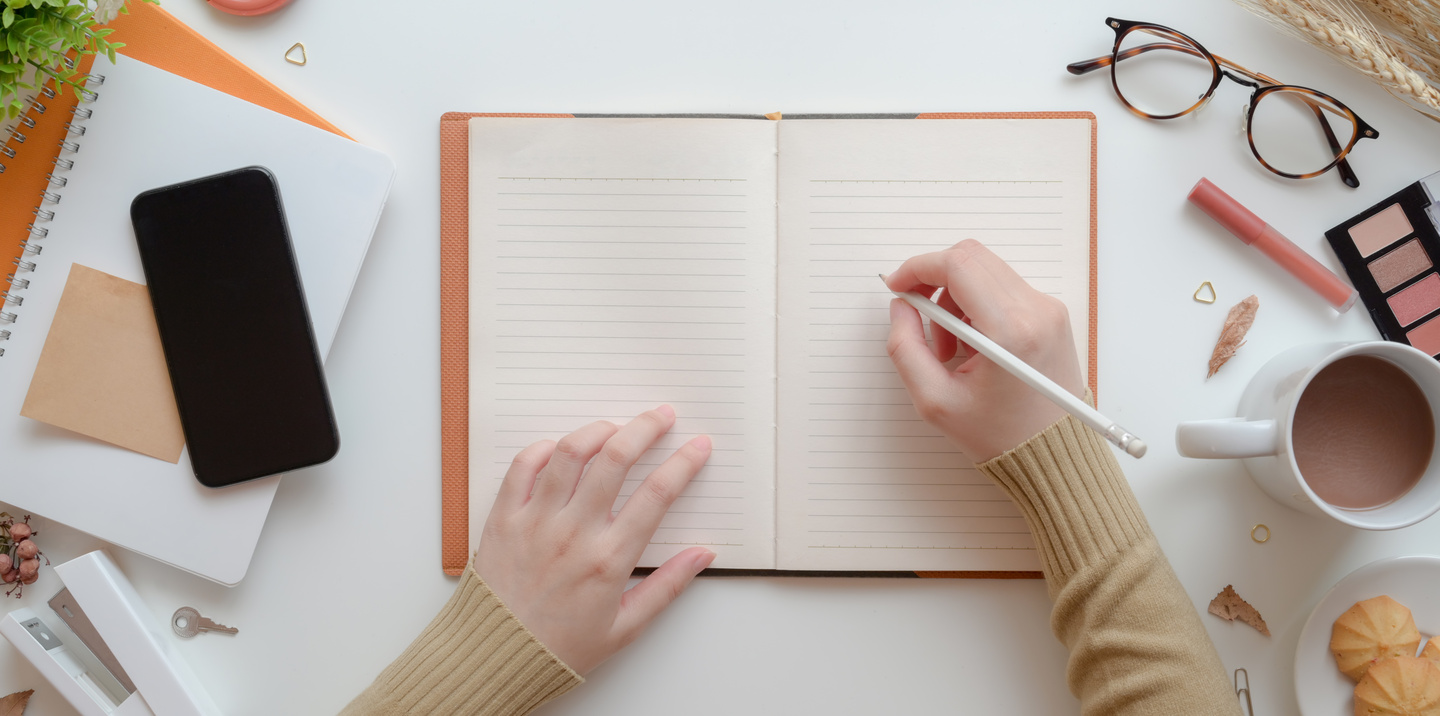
[
  {"xmin": 1235, "ymin": 668, "xmax": 1254, "ymax": 716},
  {"xmin": 285, "ymin": 42, "xmax": 308, "ymax": 66}
]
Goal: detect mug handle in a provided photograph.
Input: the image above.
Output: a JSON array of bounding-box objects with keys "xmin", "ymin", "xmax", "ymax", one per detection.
[{"xmin": 1175, "ymin": 418, "xmax": 1279, "ymax": 459}]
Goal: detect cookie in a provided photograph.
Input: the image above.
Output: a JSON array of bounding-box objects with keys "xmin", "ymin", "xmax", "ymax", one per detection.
[
  {"xmin": 1354, "ymin": 656, "xmax": 1440, "ymax": 715},
  {"xmin": 1333, "ymin": 596, "xmax": 1423, "ymax": 682}
]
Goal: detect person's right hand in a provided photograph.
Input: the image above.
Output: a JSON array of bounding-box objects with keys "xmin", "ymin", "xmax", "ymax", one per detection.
[{"xmin": 884, "ymin": 240, "xmax": 1086, "ymax": 463}]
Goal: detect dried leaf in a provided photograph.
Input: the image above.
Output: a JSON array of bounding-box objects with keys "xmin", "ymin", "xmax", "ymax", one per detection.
[
  {"xmin": 0, "ymin": 690, "xmax": 33, "ymax": 716},
  {"xmin": 1209, "ymin": 585, "xmax": 1270, "ymax": 636},
  {"xmin": 1207, "ymin": 295, "xmax": 1259, "ymax": 378}
]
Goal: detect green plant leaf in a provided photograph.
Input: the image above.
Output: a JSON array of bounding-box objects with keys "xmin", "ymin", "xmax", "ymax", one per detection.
[{"xmin": 0, "ymin": 0, "xmax": 152, "ymax": 108}]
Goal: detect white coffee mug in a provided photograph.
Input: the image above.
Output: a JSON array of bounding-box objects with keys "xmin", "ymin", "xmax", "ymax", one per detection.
[{"xmin": 1175, "ymin": 341, "xmax": 1440, "ymax": 530}]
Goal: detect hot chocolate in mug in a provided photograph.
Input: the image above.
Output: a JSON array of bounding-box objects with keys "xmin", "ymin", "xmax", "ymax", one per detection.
[{"xmin": 1175, "ymin": 341, "xmax": 1440, "ymax": 530}]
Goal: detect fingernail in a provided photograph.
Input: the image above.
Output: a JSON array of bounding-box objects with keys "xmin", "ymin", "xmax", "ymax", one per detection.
[
  {"xmin": 695, "ymin": 549, "xmax": 717, "ymax": 571},
  {"xmin": 889, "ymin": 298, "xmax": 904, "ymax": 321},
  {"xmin": 656, "ymin": 404, "xmax": 675, "ymax": 419},
  {"xmin": 690, "ymin": 435, "xmax": 712, "ymax": 451}
]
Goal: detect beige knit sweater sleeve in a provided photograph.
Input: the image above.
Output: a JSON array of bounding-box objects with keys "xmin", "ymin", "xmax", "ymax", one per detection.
[
  {"xmin": 338, "ymin": 563, "xmax": 581, "ymax": 716},
  {"xmin": 978, "ymin": 413, "xmax": 1241, "ymax": 716},
  {"xmin": 344, "ymin": 413, "xmax": 1239, "ymax": 716}
]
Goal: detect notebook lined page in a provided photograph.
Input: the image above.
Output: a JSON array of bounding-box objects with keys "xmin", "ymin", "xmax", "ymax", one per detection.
[
  {"xmin": 774, "ymin": 118, "xmax": 1093, "ymax": 571},
  {"xmin": 468, "ymin": 118, "xmax": 778, "ymax": 569}
]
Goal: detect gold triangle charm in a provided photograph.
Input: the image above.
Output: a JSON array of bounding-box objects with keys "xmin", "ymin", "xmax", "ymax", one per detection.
[
  {"xmin": 285, "ymin": 42, "xmax": 307, "ymax": 66},
  {"xmin": 1194, "ymin": 281, "xmax": 1217, "ymax": 304}
]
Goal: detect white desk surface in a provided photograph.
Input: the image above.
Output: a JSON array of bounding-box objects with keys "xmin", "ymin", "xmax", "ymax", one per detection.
[{"xmin": 6, "ymin": 0, "xmax": 1440, "ymax": 713}]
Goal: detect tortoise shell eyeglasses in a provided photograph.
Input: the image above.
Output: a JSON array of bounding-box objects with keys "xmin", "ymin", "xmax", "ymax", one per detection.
[{"xmin": 1068, "ymin": 18, "xmax": 1378, "ymax": 188}]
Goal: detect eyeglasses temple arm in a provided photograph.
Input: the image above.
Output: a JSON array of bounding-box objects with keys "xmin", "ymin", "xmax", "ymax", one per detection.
[
  {"xmin": 1066, "ymin": 43, "xmax": 1207, "ymax": 76},
  {"xmin": 1066, "ymin": 55, "xmax": 1112, "ymax": 75},
  {"xmin": 1310, "ymin": 103, "xmax": 1360, "ymax": 188}
]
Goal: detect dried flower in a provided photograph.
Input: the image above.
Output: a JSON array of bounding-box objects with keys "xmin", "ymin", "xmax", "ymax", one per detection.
[
  {"xmin": 1208, "ymin": 295, "xmax": 1259, "ymax": 378},
  {"xmin": 93, "ymin": 0, "xmax": 127, "ymax": 24},
  {"xmin": 0, "ymin": 514, "xmax": 47, "ymax": 598}
]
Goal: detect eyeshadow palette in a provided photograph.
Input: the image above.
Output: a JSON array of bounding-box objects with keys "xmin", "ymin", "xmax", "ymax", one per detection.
[{"xmin": 1326, "ymin": 172, "xmax": 1440, "ymax": 358}]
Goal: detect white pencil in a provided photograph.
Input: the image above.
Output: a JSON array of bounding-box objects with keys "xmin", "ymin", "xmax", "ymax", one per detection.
[{"xmin": 884, "ymin": 276, "xmax": 1146, "ymax": 458}]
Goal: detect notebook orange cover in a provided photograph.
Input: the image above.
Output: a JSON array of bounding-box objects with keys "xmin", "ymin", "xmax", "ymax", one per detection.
[
  {"xmin": 1, "ymin": 2, "xmax": 349, "ymax": 298},
  {"xmin": 438, "ymin": 112, "xmax": 1096, "ymax": 578}
]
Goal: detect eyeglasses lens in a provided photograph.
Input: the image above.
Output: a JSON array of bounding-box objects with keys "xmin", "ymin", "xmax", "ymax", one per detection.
[
  {"xmin": 1113, "ymin": 28, "xmax": 1215, "ymax": 117},
  {"xmin": 1249, "ymin": 89, "xmax": 1356, "ymax": 176}
]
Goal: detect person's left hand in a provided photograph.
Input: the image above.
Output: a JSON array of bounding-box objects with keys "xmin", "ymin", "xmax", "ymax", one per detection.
[{"xmin": 474, "ymin": 405, "xmax": 716, "ymax": 675}]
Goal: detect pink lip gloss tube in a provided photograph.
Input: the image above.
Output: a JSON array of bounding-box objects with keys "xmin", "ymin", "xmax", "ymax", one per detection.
[{"xmin": 1188, "ymin": 178, "xmax": 1358, "ymax": 312}]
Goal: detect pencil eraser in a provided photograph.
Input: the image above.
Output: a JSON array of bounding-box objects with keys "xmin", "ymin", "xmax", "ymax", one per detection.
[{"xmin": 1126, "ymin": 438, "xmax": 1147, "ymax": 459}]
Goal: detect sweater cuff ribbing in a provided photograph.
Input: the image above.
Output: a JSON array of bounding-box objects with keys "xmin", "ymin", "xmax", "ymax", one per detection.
[
  {"xmin": 340, "ymin": 563, "xmax": 582, "ymax": 716},
  {"xmin": 977, "ymin": 409, "xmax": 1151, "ymax": 598}
]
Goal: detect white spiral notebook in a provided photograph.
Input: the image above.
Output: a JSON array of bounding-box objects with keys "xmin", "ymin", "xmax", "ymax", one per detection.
[{"xmin": 0, "ymin": 55, "xmax": 394, "ymax": 585}]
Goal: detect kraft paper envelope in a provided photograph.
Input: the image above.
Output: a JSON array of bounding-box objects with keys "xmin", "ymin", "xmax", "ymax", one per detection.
[{"xmin": 20, "ymin": 264, "xmax": 184, "ymax": 463}]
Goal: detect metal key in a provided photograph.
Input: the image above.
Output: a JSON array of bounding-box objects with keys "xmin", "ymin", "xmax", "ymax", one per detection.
[{"xmin": 171, "ymin": 606, "xmax": 238, "ymax": 638}]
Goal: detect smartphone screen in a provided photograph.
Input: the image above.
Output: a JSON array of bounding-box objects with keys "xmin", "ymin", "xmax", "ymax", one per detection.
[{"xmin": 130, "ymin": 167, "xmax": 338, "ymax": 487}]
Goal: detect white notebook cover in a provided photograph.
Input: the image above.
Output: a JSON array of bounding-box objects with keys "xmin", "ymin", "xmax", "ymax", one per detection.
[{"xmin": 0, "ymin": 55, "xmax": 394, "ymax": 585}]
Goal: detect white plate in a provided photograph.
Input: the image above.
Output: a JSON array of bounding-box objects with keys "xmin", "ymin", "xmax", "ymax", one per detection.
[{"xmin": 1295, "ymin": 555, "xmax": 1440, "ymax": 715}]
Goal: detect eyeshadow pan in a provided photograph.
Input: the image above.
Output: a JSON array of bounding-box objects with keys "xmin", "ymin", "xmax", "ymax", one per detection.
[
  {"xmin": 1370, "ymin": 239, "xmax": 1433, "ymax": 292},
  {"xmin": 1410, "ymin": 315, "xmax": 1440, "ymax": 357},
  {"xmin": 1351, "ymin": 204, "xmax": 1415, "ymax": 257},
  {"xmin": 1389, "ymin": 273, "xmax": 1440, "ymax": 326}
]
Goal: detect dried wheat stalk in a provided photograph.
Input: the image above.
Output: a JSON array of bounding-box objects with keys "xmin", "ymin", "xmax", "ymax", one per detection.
[{"xmin": 1234, "ymin": 0, "xmax": 1440, "ymax": 121}]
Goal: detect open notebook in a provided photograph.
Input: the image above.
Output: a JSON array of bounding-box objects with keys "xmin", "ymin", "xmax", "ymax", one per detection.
[{"xmin": 463, "ymin": 114, "xmax": 1095, "ymax": 572}]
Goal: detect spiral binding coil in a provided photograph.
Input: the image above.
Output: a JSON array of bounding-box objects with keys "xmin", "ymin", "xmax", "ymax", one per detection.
[
  {"xmin": 0, "ymin": 87, "xmax": 55, "ymax": 174},
  {"xmin": 0, "ymin": 73, "xmax": 102, "ymax": 360}
]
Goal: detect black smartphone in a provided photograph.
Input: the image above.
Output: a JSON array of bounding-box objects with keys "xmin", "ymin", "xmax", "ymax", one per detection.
[{"xmin": 130, "ymin": 166, "xmax": 339, "ymax": 488}]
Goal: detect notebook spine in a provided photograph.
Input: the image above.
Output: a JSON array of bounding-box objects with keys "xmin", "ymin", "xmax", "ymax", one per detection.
[{"xmin": 0, "ymin": 69, "xmax": 103, "ymax": 360}]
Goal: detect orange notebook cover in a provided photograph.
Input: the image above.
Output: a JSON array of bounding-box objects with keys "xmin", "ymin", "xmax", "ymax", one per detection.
[
  {"xmin": 439, "ymin": 112, "xmax": 1095, "ymax": 578},
  {"xmin": 1, "ymin": 2, "xmax": 349, "ymax": 298}
]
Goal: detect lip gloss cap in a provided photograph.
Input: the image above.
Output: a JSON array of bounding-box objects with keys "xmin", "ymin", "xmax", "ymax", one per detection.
[{"xmin": 1188, "ymin": 178, "xmax": 1265, "ymax": 245}]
